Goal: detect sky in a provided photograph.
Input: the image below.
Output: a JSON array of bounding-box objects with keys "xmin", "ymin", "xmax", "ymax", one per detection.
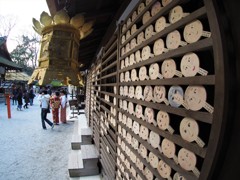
[{"xmin": 0, "ymin": 0, "xmax": 50, "ymax": 52}]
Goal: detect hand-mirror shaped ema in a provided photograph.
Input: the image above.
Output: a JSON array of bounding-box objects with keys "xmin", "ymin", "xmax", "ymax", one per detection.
[
  {"xmin": 183, "ymin": 19, "xmax": 211, "ymax": 44},
  {"xmin": 127, "ymin": 117, "xmax": 133, "ymax": 129},
  {"xmin": 178, "ymin": 148, "xmax": 200, "ymax": 178},
  {"xmin": 123, "ymin": 100, "xmax": 128, "ymax": 111},
  {"xmin": 139, "ymin": 66, "xmax": 150, "ymax": 81},
  {"xmin": 128, "ymin": 101, "xmax": 134, "ymax": 115},
  {"xmin": 185, "ymin": 85, "xmax": 214, "ymax": 113},
  {"xmin": 130, "ymin": 151, "xmax": 137, "ymax": 163},
  {"xmin": 155, "ymin": 16, "xmax": 170, "ymax": 33},
  {"xmin": 153, "ymin": 86, "xmax": 169, "ymax": 105},
  {"xmin": 142, "ymin": 11, "xmax": 151, "ymax": 24},
  {"xmin": 119, "ymin": 86, "xmax": 123, "ymax": 96},
  {"xmin": 148, "ymin": 130, "xmax": 162, "ymax": 152},
  {"xmin": 126, "ymin": 17, "xmax": 131, "ymax": 27},
  {"xmin": 146, "ymin": 0, "xmax": 152, "ymax": 6},
  {"xmin": 132, "ymin": 121, "xmax": 140, "ymax": 135},
  {"xmin": 120, "ymin": 73, "xmax": 124, "ymax": 82},
  {"xmin": 161, "ymin": 138, "xmax": 178, "ymax": 164},
  {"xmin": 125, "ymin": 43, "xmax": 130, "ymax": 53},
  {"xmin": 161, "ymin": 58, "xmax": 182, "ymax": 78},
  {"xmin": 173, "ymin": 172, "xmax": 186, "ymax": 180},
  {"xmin": 166, "ymin": 30, "xmax": 187, "ymax": 50},
  {"xmin": 125, "ymin": 71, "xmax": 130, "ymax": 82},
  {"xmin": 135, "ymin": 85, "xmax": 144, "ymax": 100},
  {"xmin": 122, "ymin": 23, "xmax": 127, "ymax": 33},
  {"xmin": 138, "ymin": 3, "xmax": 145, "ymax": 14},
  {"xmin": 135, "ymin": 50, "xmax": 142, "ymax": 62},
  {"xmin": 132, "ymin": 11, "xmax": 138, "ymax": 22},
  {"xmin": 126, "ymin": 132, "xmax": 132, "ymax": 145},
  {"xmin": 139, "ymin": 125, "xmax": 149, "ymax": 140},
  {"xmin": 180, "ymin": 52, "xmax": 208, "ymax": 77},
  {"xmin": 169, "ymin": 5, "xmax": 189, "ymax": 24},
  {"xmin": 123, "ymin": 86, "xmax": 128, "ymax": 97},
  {"xmin": 162, "ymin": 0, "xmax": 172, "ymax": 7},
  {"xmin": 129, "ymin": 53, "xmax": 136, "ymax": 66},
  {"xmin": 137, "ymin": 31, "xmax": 145, "ymax": 45},
  {"xmin": 138, "ymin": 143, "xmax": 148, "ymax": 159},
  {"xmin": 151, "ymin": 1, "xmax": 162, "ymax": 16},
  {"xmin": 122, "ymin": 114, "xmax": 127, "ymax": 125},
  {"xmin": 130, "ymin": 165, "xmax": 137, "ymax": 178},
  {"xmin": 168, "ymin": 85, "xmax": 188, "ymax": 109},
  {"xmin": 121, "ymin": 47, "xmax": 125, "ymax": 56},
  {"xmin": 145, "ymin": 25, "xmax": 155, "ymax": 40},
  {"xmin": 157, "ymin": 110, "xmax": 175, "ymax": 134},
  {"xmin": 143, "ymin": 85, "xmax": 153, "ymax": 102},
  {"xmin": 121, "ymin": 35, "xmax": 126, "ymax": 44},
  {"xmin": 157, "ymin": 160, "xmax": 172, "ymax": 180},
  {"xmin": 141, "ymin": 45, "xmax": 154, "ymax": 61},
  {"xmin": 131, "ymin": 69, "xmax": 139, "ymax": 81},
  {"xmin": 153, "ymin": 38, "xmax": 168, "ymax": 56},
  {"xmin": 148, "ymin": 152, "xmax": 159, "ymax": 169},
  {"xmin": 144, "ymin": 107, "xmax": 157, "ymax": 126},
  {"xmin": 131, "ymin": 136, "xmax": 139, "ymax": 150},
  {"xmin": 120, "ymin": 60, "xmax": 125, "ymax": 69},
  {"xmin": 135, "ymin": 104, "xmax": 144, "ymax": 119},
  {"xmin": 129, "ymin": 86, "xmax": 135, "ymax": 98},
  {"xmin": 149, "ymin": 63, "xmax": 163, "ymax": 80},
  {"xmin": 126, "ymin": 30, "xmax": 131, "ymax": 40},
  {"xmin": 144, "ymin": 167, "xmax": 154, "ymax": 180},
  {"xmin": 136, "ymin": 158, "xmax": 144, "ymax": 172},
  {"xmin": 130, "ymin": 38, "xmax": 137, "ymax": 50},
  {"xmin": 180, "ymin": 117, "xmax": 205, "ymax": 147}
]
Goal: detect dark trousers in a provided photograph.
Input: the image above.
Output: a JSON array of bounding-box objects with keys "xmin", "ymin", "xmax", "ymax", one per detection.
[{"xmin": 41, "ymin": 108, "xmax": 53, "ymax": 129}]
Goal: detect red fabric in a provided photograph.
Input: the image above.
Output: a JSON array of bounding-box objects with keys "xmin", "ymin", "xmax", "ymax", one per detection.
[{"xmin": 50, "ymin": 96, "xmax": 61, "ymax": 124}]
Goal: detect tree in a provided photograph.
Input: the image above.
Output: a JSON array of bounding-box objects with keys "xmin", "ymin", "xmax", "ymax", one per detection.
[
  {"xmin": 0, "ymin": 15, "xmax": 17, "ymax": 37},
  {"xmin": 10, "ymin": 34, "xmax": 40, "ymax": 75}
]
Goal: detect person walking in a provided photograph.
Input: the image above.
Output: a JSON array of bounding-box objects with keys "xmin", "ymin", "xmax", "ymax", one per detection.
[
  {"xmin": 38, "ymin": 90, "xmax": 54, "ymax": 130},
  {"xmin": 23, "ymin": 90, "xmax": 30, "ymax": 109},
  {"xmin": 50, "ymin": 91, "xmax": 61, "ymax": 125},
  {"xmin": 29, "ymin": 87, "xmax": 35, "ymax": 106},
  {"xmin": 16, "ymin": 87, "xmax": 23, "ymax": 111},
  {"xmin": 12, "ymin": 86, "xmax": 18, "ymax": 105},
  {"xmin": 60, "ymin": 90, "xmax": 67, "ymax": 123}
]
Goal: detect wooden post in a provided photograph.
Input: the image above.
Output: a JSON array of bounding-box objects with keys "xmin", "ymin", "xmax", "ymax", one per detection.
[{"xmin": 5, "ymin": 94, "xmax": 11, "ymax": 119}]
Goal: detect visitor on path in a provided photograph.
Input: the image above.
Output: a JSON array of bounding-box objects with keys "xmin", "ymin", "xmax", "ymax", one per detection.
[
  {"xmin": 17, "ymin": 87, "xmax": 23, "ymax": 111},
  {"xmin": 60, "ymin": 90, "xmax": 67, "ymax": 123},
  {"xmin": 11, "ymin": 86, "xmax": 18, "ymax": 105},
  {"xmin": 38, "ymin": 90, "xmax": 54, "ymax": 130},
  {"xmin": 23, "ymin": 90, "xmax": 30, "ymax": 109},
  {"xmin": 50, "ymin": 91, "xmax": 61, "ymax": 125},
  {"xmin": 29, "ymin": 87, "xmax": 35, "ymax": 106}
]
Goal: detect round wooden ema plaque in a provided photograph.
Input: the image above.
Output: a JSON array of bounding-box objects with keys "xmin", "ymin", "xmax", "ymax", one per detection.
[
  {"xmin": 127, "ymin": 117, "xmax": 133, "ymax": 129},
  {"xmin": 137, "ymin": 32, "xmax": 145, "ymax": 45},
  {"xmin": 126, "ymin": 43, "xmax": 130, "ymax": 53},
  {"xmin": 131, "ymin": 24, "xmax": 137, "ymax": 35},
  {"xmin": 132, "ymin": 121, "xmax": 140, "ymax": 135},
  {"xmin": 140, "ymin": 125, "xmax": 149, "ymax": 141},
  {"xmin": 157, "ymin": 160, "xmax": 172, "ymax": 179},
  {"xmin": 135, "ymin": 50, "xmax": 142, "ymax": 62},
  {"xmin": 139, "ymin": 66, "xmax": 149, "ymax": 81},
  {"xmin": 149, "ymin": 63, "xmax": 163, "ymax": 80},
  {"xmin": 169, "ymin": 5, "xmax": 189, "ymax": 24},
  {"xmin": 118, "ymin": 112, "xmax": 123, "ymax": 122},
  {"xmin": 137, "ymin": 174, "xmax": 143, "ymax": 180},
  {"xmin": 121, "ymin": 140, "xmax": 126, "ymax": 152},
  {"xmin": 123, "ymin": 86, "xmax": 128, "ymax": 97},
  {"xmin": 145, "ymin": 107, "xmax": 157, "ymax": 126},
  {"xmin": 131, "ymin": 69, "xmax": 138, "ymax": 81},
  {"xmin": 161, "ymin": 138, "xmax": 178, "ymax": 164},
  {"xmin": 135, "ymin": 104, "xmax": 144, "ymax": 119},
  {"xmin": 153, "ymin": 86, "xmax": 169, "ymax": 105},
  {"xmin": 149, "ymin": 152, "xmax": 159, "ymax": 168},
  {"xmin": 125, "ymin": 71, "xmax": 130, "ymax": 82},
  {"xmin": 119, "ymin": 99, "xmax": 123, "ymax": 109},
  {"xmin": 136, "ymin": 158, "xmax": 144, "ymax": 172},
  {"xmin": 129, "ymin": 85, "xmax": 135, "ymax": 98},
  {"xmin": 139, "ymin": 143, "xmax": 148, "ymax": 159},
  {"xmin": 180, "ymin": 52, "xmax": 208, "ymax": 77},
  {"xmin": 130, "ymin": 38, "xmax": 137, "ymax": 50},
  {"xmin": 142, "ymin": 11, "xmax": 151, "ymax": 24},
  {"xmin": 128, "ymin": 101, "xmax": 134, "ymax": 115},
  {"xmin": 125, "ymin": 56, "xmax": 130, "ymax": 68},
  {"xmin": 185, "ymin": 85, "xmax": 214, "ymax": 113},
  {"xmin": 146, "ymin": 0, "xmax": 152, "ymax": 6},
  {"xmin": 120, "ymin": 73, "xmax": 124, "ymax": 82},
  {"xmin": 161, "ymin": 58, "xmax": 182, "ymax": 78},
  {"xmin": 168, "ymin": 86, "xmax": 186, "ymax": 108},
  {"xmin": 131, "ymin": 136, "xmax": 139, "ymax": 150},
  {"xmin": 173, "ymin": 172, "xmax": 186, "ymax": 180},
  {"xmin": 180, "ymin": 117, "xmax": 205, "ymax": 147},
  {"xmin": 130, "ymin": 151, "xmax": 137, "ymax": 163},
  {"xmin": 121, "ymin": 47, "xmax": 125, "ymax": 56},
  {"xmin": 151, "ymin": 1, "xmax": 162, "ymax": 16},
  {"xmin": 127, "ymin": 17, "xmax": 131, "ymax": 27},
  {"xmin": 118, "ymin": 125, "xmax": 122, "ymax": 136},
  {"xmin": 148, "ymin": 130, "xmax": 161, "ymax": 150},
  {"xmin": 143, "ymin": 85, "xmax": 153, "ymax": 102},
  {"xmin": 130, "ymin": 53, "xmax": 136, "ymax": 66},
  {"xmin": 183, "ymin": 19, "xmax": 211, "ymax": 44},
  {"xmin": 122, "ymin": 114, "xmax": 127, "ymax": 125},
  {"xmin": 162, "ymin": 0, "xmax": 172, "ymax": 7},
  {"xmin": 144, "ymin": 167, "xmax": 154, "ymax": 180},
  {"xmin": 145, "ymin": 25, "xmax": 155, "ymax": 40},
  {"xmin": 135, "ymin": 85, "xmax": 143, "ymax": 100},
  {"xmin": 121, "ymin": 60, "xmax": 125, "ymax": 69},
  {"xmin": 178, "ymin": 148, "xmax": 200, "ymax": 177},
  {"xmin": 123, "ymin": 100, "xmax": 128, "ymax": 111},
  {"xmin": 157, "ymin": 110, "xmax": 175, "ymax": 134},
  {"xmin": 130, "ymin": 166, "xmax": 137, "ymax": 178},
  {"xmin": 132, "ymin": 11, "xmax": 138, "ymax": 21},
  {"xmin": 138, "ymin": 3, "xmax": 145, "ymax": 14},
  {"xmin": 153, "ymin": 38, "xmax": 168, "ymax": 56},
  {"xmin": 121, "ymin": 35, "xmax": 126, "ymax": 44},
  {"xmin": 126, "ymin": 132, "xmax": 132, "ymax": 145},
  {"xmin": 142, "ymin": 45, "xmax": 154, "ymax": 61},
  {"xmin": 119, "ymin": 86, "xmax": 123, "ymax": 96},
  {"xmin": 122, "ymin": 23, "xmax": 127, "ymax": 33},
  {"xmin": 166, "ymin": 30, "xmax": 187, "ymax": 50},
  {"xmin": 126, "ymin": 30, "xmax": 131, "ymax": 40},
  {"xmin": 155, "ymin": 16, "xmax": 170, "ymax": 33}
]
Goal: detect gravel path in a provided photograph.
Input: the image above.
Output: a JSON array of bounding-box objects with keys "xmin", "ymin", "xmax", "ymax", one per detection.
[{"xmin": 0, "ymin": 95, "xmax": 74, "ymax": 180}]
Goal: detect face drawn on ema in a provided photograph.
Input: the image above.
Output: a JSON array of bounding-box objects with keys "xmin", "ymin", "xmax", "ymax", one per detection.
[
  {"xmin": 149, "ymin": 63, "xmax": 159, "ymax": 80},
  {"xmin": 178, "ymin": 148, "xmax": 197, "ymax": 171},
  {"xmin": 180, "ymin": 117, "xmax": 199, "ymax": 142},
  {"xmin": 181, "ymin": 52, "xmax": 200, "ymax": 77},
  {"xmin": 154, "ymin": 86, "xmax": 166, "ymax": 103},
  {"xmin": 157, "ymin": 160, "xmax": 172, "ymax": 179},
  {"xmin": 157, "ymin": 110, "xmax": 170, "ymax": 130},
  {"xmin": 168, "ymin": 86, "xmax": 184, "ymax": 107},
  {"xmin": 161, "ymin": 59, "xmax": 176, "ymax": 78},
  {"xmin": 183, "ymin": 20, "xmax": 203, "ymax": 43},
  {"xmin": 161, "ymin": 138, "xmax": 176, "ymax": 158}
]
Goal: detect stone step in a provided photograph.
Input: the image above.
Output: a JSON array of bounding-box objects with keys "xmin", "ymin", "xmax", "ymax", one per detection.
[{"xmin": 68, "ymin": 145, "xmax": 100, "ymax": 177}]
